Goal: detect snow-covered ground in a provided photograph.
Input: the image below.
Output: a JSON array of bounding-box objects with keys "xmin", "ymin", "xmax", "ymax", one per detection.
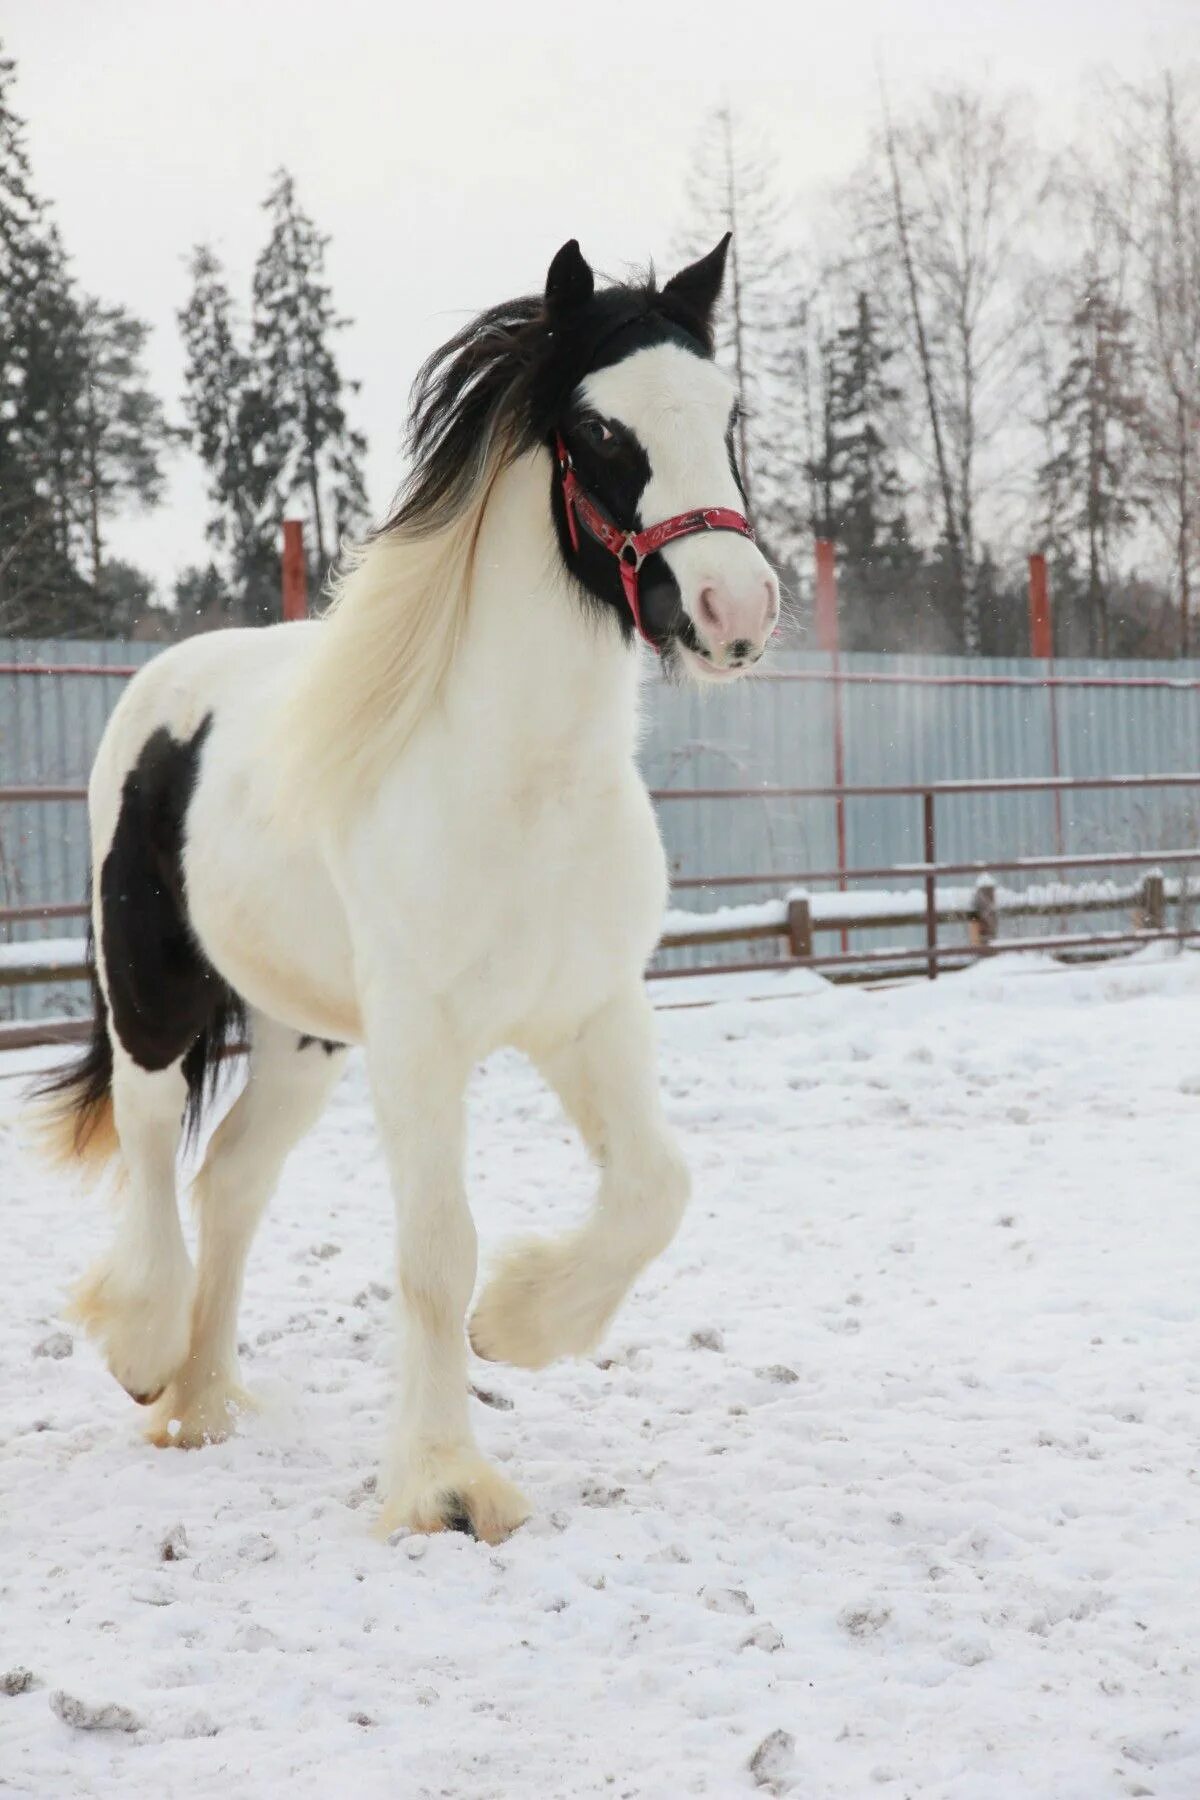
[{"xmin": 3, "ymin": 953, "xmax": 1200, "ymax": 1799}]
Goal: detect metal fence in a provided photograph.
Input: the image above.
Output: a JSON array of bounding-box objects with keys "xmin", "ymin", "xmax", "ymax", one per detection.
[
  {"xmin": 1, "ymin": 638, "xmax": 1199, "ymax": 1014},
  {"xmin": 641, "ymin": 648, "xmax": 1200, "ymax": 965}
]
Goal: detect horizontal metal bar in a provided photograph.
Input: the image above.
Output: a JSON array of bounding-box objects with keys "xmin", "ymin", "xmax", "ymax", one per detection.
[
  {"xmin": 654, "ymin": 773, "xmax": 1200, "ymax": 802},
  {"xmin": 753, "ymin": 668, "xmax": 1200, "ymax": 692},
  {"xmin": 0, "ymin": 662, "xmax": 139, "ymax": 678},
  {"xmin": 0, "ymin": 961, "xmax": 88, "ymax": 988},
  {"xmin": 4, "ymin": 775, "xmax": 1198, "ymax": 810},
  {"xmin": 3, "ymin": 660, "xmax": 1199, "ymax": 693},
  {"xmin": 671, "ymin": 848, "xmax": 1200, "ymax": 889},
  {"xmin": 0, "ymin": 786, "xmax": 88, "ymax": 804},
  {"xmin": 649, "ymin": 927, "xmax": 1190, "ymax": 980},
  {"xmin": 0, "ymin": 1017, "xmax": 92, "ymax": 1051},
  {"xmin": 0, "ymin": 902, "xmax": 89, "ymax": 925}
]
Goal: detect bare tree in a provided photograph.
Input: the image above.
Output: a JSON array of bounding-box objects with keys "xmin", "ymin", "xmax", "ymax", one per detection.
[
  {"xmin": 674, "ymin": 107, "xmax": 810, "ymax": 575},
  {"xmin": 1095, "ymin": 75, "xmax": 1200, "ymax": 655},
  {"xmin": 840, "ymin": 85, "xmax": 1051, "ymax": 650}
]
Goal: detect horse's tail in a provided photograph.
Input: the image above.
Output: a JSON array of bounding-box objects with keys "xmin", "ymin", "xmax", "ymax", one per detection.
[{"xmin": 25, "ymin": 928, "xmax": 119, "ymax": 1183}]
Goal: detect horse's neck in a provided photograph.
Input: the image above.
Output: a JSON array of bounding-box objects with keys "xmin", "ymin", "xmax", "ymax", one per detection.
[{"xmin": 449, "ymin": 451, "xmax": 642, "ymax": 773}]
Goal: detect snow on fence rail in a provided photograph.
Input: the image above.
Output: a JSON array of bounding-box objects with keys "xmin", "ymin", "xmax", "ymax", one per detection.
[{"xmin": 1, "ymin": 868, "xmax": 1189, "ymax": 1052}]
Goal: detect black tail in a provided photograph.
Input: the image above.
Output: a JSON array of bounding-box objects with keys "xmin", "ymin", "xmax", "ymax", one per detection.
[
  {"xmin": 180, "ymin": 987, "xmax": 247, "ymax": 1146},
  {"xmin": 26, "ymin": 923, "xmax": 118, "ymax": 1177}
]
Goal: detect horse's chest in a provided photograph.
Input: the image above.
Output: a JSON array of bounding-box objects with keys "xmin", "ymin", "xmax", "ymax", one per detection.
[{"xmin": 409, "ymin": 773, "xmax": 665, "ymax": 1037}]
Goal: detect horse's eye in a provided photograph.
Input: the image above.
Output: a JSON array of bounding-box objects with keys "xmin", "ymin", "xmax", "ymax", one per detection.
[{"xmin": 578, "ymin": 417, "xmax": 615, "ymax": 450}]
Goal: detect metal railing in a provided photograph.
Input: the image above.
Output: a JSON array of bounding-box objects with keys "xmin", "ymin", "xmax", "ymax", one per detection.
[{"xmin": 649, "ymin": 772, "xmax": 1199, "ymax": 981}]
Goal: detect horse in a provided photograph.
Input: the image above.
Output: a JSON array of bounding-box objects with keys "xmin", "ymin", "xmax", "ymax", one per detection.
[{"xmin": 31, "ymin": 235, "xmax": 780, "ymax": 1544}]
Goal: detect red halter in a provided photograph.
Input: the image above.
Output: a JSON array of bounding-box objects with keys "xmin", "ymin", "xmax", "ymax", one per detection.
[{"xmin": 554, "ymin": 433, "xmax": 756, "ymax": 652}]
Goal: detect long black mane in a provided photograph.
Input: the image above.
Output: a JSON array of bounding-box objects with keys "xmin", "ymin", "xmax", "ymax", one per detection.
[{"xmin": 383, "ymin": 270, "xmax": 716, "ymax": 540}]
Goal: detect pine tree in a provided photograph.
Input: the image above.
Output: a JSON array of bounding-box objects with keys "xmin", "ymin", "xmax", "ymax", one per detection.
[
  {"xmin": 77, "ymin": 299, "xmax": 174, "ymax": 584},
  {"xmin": 1039, "ymin": 270, "xmax": 1146, "ymax": 655},
  {"xmin": 1, "ymin": 42, "xmax": 168, "ymax": 636},
  {"xmin": 251, "ymin": 170, "xmax": 367, "ymax": 581},
  {"xmin": 809, "ymin": 292, "xmax": 910, "ymax": 564},
  {"xmin": 0, "ymin": 47, "xmax": 90, "ymax": 629},
  {"xmin": 179, "ymin": 246, "xmax": 280, "ymax": 622}
]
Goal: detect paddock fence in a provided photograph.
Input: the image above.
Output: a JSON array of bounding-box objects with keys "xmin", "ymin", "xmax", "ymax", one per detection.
[{"xmin": 0, "ymin": 640, "xmax": 1198, "ymax": 1046}]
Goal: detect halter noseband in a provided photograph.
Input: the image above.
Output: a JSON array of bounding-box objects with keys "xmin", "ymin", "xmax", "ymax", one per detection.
[{"xmin": 554, "ymin": 433, "xmax": 756, "ymax": 652}]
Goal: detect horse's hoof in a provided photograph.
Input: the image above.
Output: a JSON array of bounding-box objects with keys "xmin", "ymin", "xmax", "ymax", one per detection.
[
  {"xmin": 377, "ymin": 1452, "xmax": 530, "ymax": 1546},
  {"xmin": 440, "ymin": 1497, "xmax": 478, "ymax": 1539}
]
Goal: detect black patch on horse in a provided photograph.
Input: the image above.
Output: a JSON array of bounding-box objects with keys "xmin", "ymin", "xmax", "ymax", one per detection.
[{"xmin": 100, "ymin": 714, "xmax": 245, "ymax": 1139}]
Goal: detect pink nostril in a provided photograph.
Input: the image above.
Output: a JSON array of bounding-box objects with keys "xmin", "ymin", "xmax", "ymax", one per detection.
[{"xmin": 697, "ymin": 585, "xmax": 723, "ymax": 637}]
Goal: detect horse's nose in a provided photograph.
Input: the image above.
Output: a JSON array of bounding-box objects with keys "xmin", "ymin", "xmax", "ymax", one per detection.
[{"xmin": 694, "ymin": 577, "xmax": 778, "ymax": 663}]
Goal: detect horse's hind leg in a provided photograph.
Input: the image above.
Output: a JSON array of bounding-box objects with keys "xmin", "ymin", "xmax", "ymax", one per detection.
[
  {"xmin": 470, "ymin": 982, "xmax": 690, "ymax": 1369},
  {"xmin": 72, "ymin": 1048, "xmax": 192, "ymax": 1405},
  {"xmin": 148, "ymin": 1015, "xmax": 348, "ymax": 1448}
]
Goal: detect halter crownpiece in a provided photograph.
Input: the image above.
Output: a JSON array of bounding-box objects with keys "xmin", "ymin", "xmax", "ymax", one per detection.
[{"xmin": 554, "ymin": 433, "xmax": 756, "ymax": 652}]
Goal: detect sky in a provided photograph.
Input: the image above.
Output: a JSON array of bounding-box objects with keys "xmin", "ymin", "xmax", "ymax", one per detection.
[{"xmin": 5, "ymin": 0, "xmax": 1196, "ymax": 597}]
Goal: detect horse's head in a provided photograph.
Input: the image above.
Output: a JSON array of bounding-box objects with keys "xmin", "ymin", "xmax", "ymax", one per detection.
[{"xmin": 536, "ymin": 238, "xmax": 780, "ymax": 680}]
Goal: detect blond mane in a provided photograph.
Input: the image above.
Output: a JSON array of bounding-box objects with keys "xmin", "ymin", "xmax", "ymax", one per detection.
[{"xmin": 277, "ymin": 432, "xmax": 508, "ymax": 823}]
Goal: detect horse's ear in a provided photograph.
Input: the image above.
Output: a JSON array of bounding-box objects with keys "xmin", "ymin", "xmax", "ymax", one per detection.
[
  {"xmin": 662, "ymin": 233, "xmax": 731, "ymax": 344},
  {"xmin": 545, "ymin": 240, "xmax": 595, "ymax": 320}
]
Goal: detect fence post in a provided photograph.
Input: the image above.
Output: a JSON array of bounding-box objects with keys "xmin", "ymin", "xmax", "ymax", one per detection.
[
  {"xmin": 970, "ymin": 875, "xmax": 997, "ymax": 951},
  {"xmin": 786, "ymin": 891, "xmax": 813, "ymax": 960},
  {"xmin": 815, "ymin": 539, "xmax": 848, "ymax": 950},
  {"xmin": 923, "ymin": 789, "xmax": 938, "ymax": 980},
  {"xmin": 1135, "ymin": 868, "xmax": 1166, "ymax": 932},
  {"xmin": 1028, "ymin": 553, "xmax": 1053, "ymax": 659},
  {"xmin": 814, "ymin": 539, "xmax": 838, "ymax": 654},
  {"xmin": 1029, "ymin": 553, "xmax": 1065, "ymax": 860},
  {"xmin": 282, "ymin": 519, "xmax": 308, "ymax": 622}
]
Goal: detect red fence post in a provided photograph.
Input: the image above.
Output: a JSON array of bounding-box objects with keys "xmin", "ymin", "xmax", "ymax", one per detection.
[
  {"xmin": 282, "ymin": 520, "xmax": 308, "ymax": 622},
  {"xmin": 814, "ymin": 539, "xmax": 839, "ymax": 654},
  {"xmin": 1028, "ymin": 553, "xmax": 1053, "ymax": 660},
  {"xmin": 1029, "ymin": 553, "xmax": 1064, "ymax": 857},
  {"xmin": 814, "ymin": 539, "xmax": 848, "ymax": 949}
]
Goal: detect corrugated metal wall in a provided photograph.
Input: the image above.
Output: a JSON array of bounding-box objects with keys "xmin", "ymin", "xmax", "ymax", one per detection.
[
  {"xmin": 1, "ymin": 637, "xmax": 1197, "ymax": 1012},
  {"xmin": 0, "ymin": 640, "xmax": 158, "ymax": 1019},
  {"xmin": 641, "ymin": 648, "xmax": 1200, "ymax": 964}
]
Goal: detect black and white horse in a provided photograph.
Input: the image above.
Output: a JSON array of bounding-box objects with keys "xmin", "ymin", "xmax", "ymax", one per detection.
[{"xmin": 34, "ymin": 237, "xmax": 779, "ymax": 1543}]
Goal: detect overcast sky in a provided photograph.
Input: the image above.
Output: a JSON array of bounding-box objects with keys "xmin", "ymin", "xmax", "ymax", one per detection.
[{"xmin": 6, "ymin": 0, "xmax": 1195, "ymax": 594}]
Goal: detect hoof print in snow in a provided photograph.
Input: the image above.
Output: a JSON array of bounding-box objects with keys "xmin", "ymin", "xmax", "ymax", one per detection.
[
  {"xmin": 838, "ymin": 1601, "xmax": 892, "ymax": 1639},
  {"xmin": 702, "ymin": 1586, "xmax": 755, "ymax": 1616},
  {"xmin": 580, "ymin": 1481, "xmax": 625, "ymax": 1508},
  {"xmin": 741, "ymin": 1624, "xmax": 784, "ymax": 1653},
  {"xmin": 749, "ymin": 1728, "xmax": 796, "ymax": 1793},
  {"xmin": 3, "ymin": 1668, "xmax": 36, "ymax": 1697},
  {"xmin": 688, "ymin": 1327, "xmax": 725, "ymax": 1352},
  {"xmin": 32, "ymin": 1331, "xmax": 72, "ymax": 1360},
  {"xmin": 470, "ymin": 1384, "xmax": 514, "ymax": 1411},
  {"xmin": 755, "ymin": 1364, "xmax": 799, "ymax": 1384},
  {"xmin": 160, "ymin": 1524, "xmax": 189, "ymax": 1562},
  {"xmin": 192, "ymin": 1532, "xmax": 277, "ymax": 1583},
  {"xmin": 50, "ymin": 1690, "xmax": 140, "ymax": 1733}
]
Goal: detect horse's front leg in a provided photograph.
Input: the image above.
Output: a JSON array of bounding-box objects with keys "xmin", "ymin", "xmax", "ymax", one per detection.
[
  {"xmin": 471, "ymin": 981, "xmax": 690, "ymax": 1369},
  {"xmin": 365, "ymin": 996, "xmax": 530, "ymax": 1545}
]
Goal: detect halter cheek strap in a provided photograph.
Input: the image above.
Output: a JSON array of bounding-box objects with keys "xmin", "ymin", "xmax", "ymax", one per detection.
[{"xmin": 554, "ymin": 433, "xmax": 756, "ymax": 652}]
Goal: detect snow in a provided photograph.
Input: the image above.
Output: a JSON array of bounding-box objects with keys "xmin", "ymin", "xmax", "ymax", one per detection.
[
  {"xmin": 660, "ymin": 875, "xmax": 1182, "ymax": 943},
  {"xmin": 0, "ymin": 937, "xmax": 87, "ymax": 974},
  {"xmin": 3, "ymin": 951, "xmax": 1200, "ymax": 1798}
]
